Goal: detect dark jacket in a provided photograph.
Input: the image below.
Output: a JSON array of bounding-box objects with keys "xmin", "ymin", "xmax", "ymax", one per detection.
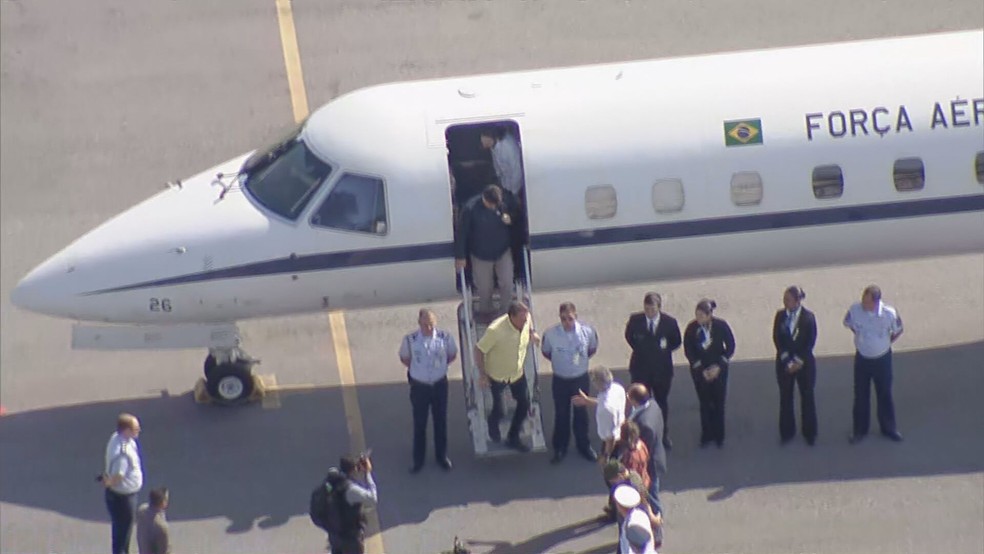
[
  {"xmin": 772, "ymin": 306, "xmax": 817, "ymax": 368},
  {"xmin": 629, "ymin": 400, "xmax": 667, "ymax": 476},
  {"xmin": 624, "ymin": 312, "xmax": 682, "ymax": 377},
  {"xmin": 454, "ymin": 195, "xmax": 515, "ymax": 261},
  {"xmin": 683, "ymin": 317, "xmax": 736, "ymax": 372}
]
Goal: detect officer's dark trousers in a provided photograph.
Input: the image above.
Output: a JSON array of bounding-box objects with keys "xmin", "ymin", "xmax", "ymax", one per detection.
[
  {"xmin": 328, "ymin": 530, "xmax": 365, "ymax": 554},
  {"xmin": 691, "ymin": 368, "xmax": 728, "ymax": 444},
  {"xmin": 551, "ymin": 373, "xmax": 591, "ymax": 454},
  {"xmin": 489, "ymin": 375, "xmax": 530, "ymax": 441},
  {"xmin": 409, "ymin": 375, "xmax": 448, "ymax": 466},
  {"xmin": 852, "ymin": 351, "xmax": 896, "ymax": 436},
  {"xmin": 777, "ymin": 361, "xmax": 817, "ymax": 441},
  {"xmin": 105, "ymin": 488, "xmax": 137, "ymax": 554}
]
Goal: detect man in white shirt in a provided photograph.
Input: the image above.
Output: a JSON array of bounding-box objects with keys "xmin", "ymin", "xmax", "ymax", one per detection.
[
  {"xmin": 542, "ymin": 302, "xmax": 600, "ymax": 464},
  {"xmin": 480, "ymin": 129, "xmax": 524, "ymax": 198},
  {"xmin": 573, "ymin": 366, "xmax": 626, "ymax": 460},
  {"xmin": 101, "ymin": 413, "xmax": 144, "ymax": 554},
  {"xmin": 399, "ymin": 308, "xmax": 458, "ymax": 473},
  {"xmin": 843, "ymin": 285, "xmax": 904, "ymax": 444}
]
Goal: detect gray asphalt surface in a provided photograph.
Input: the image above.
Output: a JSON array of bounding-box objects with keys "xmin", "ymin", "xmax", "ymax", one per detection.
[{"xmin": 2, "ymin": 1, "xmax": 983, "ymax": 553}]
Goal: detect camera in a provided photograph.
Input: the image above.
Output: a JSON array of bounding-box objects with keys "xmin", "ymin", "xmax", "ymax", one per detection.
[{"xmin": 95, "ymin": 474, "xmax": 104, "ymax": 483}]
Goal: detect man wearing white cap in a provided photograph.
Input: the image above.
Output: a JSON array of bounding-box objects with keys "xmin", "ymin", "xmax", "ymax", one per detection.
[{"xmin": 613, "ymin": 485, "xmax": 659, "ymax": 554}]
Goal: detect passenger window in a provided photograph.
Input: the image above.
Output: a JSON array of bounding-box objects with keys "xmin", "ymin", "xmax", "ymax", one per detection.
[
  {"xmin": 311, "ymin": 174, "xmax": 388, "ymax": 234},
  {"xmin": 652, "ymin": 179, "xmax": 685, "ymax": 213},
  {"xmin": 730, "ymin": 171, "xmax": 763, "ymax": 206},
  {"xmin": 976, "ymin": 151, "xmax": 984, "ymax": 185},
  {"xmin": 585, "ymin": 185, "xmax": 617, "ymax": 219},
  {"xmin": 893, "ymin": 158, "xmax": 925, "ymax": 192},
  {"xmin": 812, "ymin": 165, "xmax": 843, "ymax": 199}
]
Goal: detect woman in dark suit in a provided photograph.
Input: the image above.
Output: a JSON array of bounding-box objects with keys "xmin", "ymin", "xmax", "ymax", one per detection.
[
  {"xmin": 773, "ymin": 285, "xmax": 819, "ymax": 445},
  {"xmin": 683, "ymin": 299, "xmax": 736, "ymax": 448}
]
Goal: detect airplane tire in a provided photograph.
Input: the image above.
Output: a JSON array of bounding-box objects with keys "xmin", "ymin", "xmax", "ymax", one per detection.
[{"xmin": 205, "ymin": 360, "xmax": 254, "ymax": 405}]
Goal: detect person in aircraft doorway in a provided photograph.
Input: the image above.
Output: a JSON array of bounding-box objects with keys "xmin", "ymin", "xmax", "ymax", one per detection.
[
  {"xmin": 455, "ymin": 184, "xmax": 519, "ymax": 321},
  {"xmin": 480, "ymin": 128, "xmax": 529, "ymax": 283}
]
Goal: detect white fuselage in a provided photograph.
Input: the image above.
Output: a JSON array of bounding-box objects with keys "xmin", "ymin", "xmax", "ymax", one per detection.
[{"xmin": 11, "ymin": 30, "xmax": 984, "ymax": 330}]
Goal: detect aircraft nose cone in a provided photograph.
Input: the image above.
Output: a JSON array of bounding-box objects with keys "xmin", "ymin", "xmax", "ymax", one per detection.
[{"xmin": 10, "ymin": 253, "xmax": 76, "ymax": 318}]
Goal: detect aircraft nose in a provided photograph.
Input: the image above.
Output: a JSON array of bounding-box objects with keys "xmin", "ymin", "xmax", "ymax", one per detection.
[{"xmin": 10, "ymin": 251, "xmax": 78, "ymax": 318}]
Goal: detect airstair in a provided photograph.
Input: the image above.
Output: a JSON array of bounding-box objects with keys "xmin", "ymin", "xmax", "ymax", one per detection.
[{"xmin": 456, "ymin": 247, "xmax": 547, "ymax": 457}]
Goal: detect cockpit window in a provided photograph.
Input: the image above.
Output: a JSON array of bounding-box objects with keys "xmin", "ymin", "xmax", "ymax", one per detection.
[
  {"xmin": 311, "ymin": 173, "xmax": 388, "ymax": 235},
  {"xmin": 242, "ymin": 136, "xmax": 333, "ymax": 221}
]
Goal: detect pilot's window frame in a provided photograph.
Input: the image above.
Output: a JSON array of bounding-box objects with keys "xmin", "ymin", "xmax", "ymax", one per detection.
[
  {"xmin": 811, "ymin": 164, "xmax": 844, "ymax": 199},
  {"xmin": 730, "ymin": 171, "xmax": 764, "ymax": 206},
  {"xmin": 240, "ymin": 137, "xmax": 335, "ymax": 223},
  {"xmin": 893, "ymin": 157, "xmax": 925, "ymax": 192},
  {"xmin": 652, "ymin": 178, "xmax": 685, "ymax": 213},
  {"xmin": 976, "ymin": 151, "xmax": 984, "ymax": 185},
  {"xmin": 585, "ymin": 185, "xmax": 617, "ymax": 219},
  {"xmin": 310, "ymin": 172, "xmax": 390, "ymax": 236}
]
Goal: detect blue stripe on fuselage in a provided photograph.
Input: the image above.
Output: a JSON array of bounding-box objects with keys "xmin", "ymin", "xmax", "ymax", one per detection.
[{"xmin": 84, "ymin": 194, "xmax": 984, "ymax": 295}]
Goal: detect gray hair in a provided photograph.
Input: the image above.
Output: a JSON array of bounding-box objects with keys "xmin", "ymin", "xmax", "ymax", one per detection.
[{"xmin": 589, "ymin": 366, "xmax": 613, "ymax": 390}]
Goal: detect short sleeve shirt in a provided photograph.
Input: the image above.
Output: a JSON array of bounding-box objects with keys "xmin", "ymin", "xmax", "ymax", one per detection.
[
  {"xmin": 541, "ymin": 321, "xmax": 598, "ymax": 379},
  {"xmin": 843, "ymin": 301, "xmax": 903, "ymax": 358},
  {"xmin": 476, "ymin": 313, "xmax": 529, "ymax": 383},
  {"xmin": 105, "ymin": 432, "xmax": 143, "ymax": 494},
  {"xmin": 400, "ymin": 329, "xmax": 457, "ymax": 384}
]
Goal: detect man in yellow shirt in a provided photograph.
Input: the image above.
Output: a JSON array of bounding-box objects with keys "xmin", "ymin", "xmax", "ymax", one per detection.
[{"xmin": 475, "ymin": 301, "xmax": 540, "ymax": 452}]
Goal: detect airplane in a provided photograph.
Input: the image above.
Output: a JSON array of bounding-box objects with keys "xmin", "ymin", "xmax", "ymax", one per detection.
[{"xmin": 10, "ymin": 29, "xmax": 984, "ymax": 411}]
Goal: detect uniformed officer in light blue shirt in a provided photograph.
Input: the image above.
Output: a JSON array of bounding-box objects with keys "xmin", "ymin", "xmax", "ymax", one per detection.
[
  {"xmin": 843, "ymin": 285, "xmax": 904, "ymax": 444},
  {"xmin": 399, "ymin": 308, "xmax": 458, "ymax": 473},
  {"xmin": 541, "ymin": 301, "xmax": 600, "ymax": 464}
]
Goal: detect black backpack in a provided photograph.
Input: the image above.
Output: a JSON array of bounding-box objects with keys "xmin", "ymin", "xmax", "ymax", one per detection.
[{"xmin": 309, "ymin": 468, "xmax": 349, "ymax": 532}]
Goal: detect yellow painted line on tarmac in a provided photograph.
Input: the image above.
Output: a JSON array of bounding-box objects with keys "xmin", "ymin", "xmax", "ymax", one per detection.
[
  {"xmin": 276, "ymin": 4, "xmax": 383, "ymax": 550},
  {"xmin": 329, "ymin": 311, "xmax": 385, "ymax": 553},
  {"xmin": 275, "ymin": 0, "xmax": 310, "ymax": 124}
]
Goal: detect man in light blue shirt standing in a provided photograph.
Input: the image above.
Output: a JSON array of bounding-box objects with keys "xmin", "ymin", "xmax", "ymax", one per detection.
[
  {"xmin": 542, "ymin": 302, "xmax": 599, "ymax": 464},
  {"xmin": 400, "ymin": 308, "xmax": 458, "ymax": 473},
  {"xmin": 844, "ymin": 285, "xmax": 905, "ymax": 444}
]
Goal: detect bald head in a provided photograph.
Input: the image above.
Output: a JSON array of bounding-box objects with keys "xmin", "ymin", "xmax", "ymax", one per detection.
[{"xmin": 627, "ymin": 383, "xmax": 650, "ymax": 406}]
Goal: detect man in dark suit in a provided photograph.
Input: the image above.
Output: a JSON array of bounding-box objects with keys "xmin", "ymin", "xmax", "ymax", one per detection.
[
  {"xmin": 626, "ymin": 383, "xmax": 667, "ymax": 515},
  {"xmin": 773, "ymin": 286, "xmax": 819, "ymax": 445},
  {"xmin": 624, "ymin": 292, "xmax": 682, "ymax": 450}
]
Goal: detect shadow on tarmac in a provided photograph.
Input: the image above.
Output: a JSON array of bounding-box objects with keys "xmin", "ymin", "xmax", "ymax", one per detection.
[{"xmin": 1, "ymin": 341, "xmax": 982, "ymax": 547}]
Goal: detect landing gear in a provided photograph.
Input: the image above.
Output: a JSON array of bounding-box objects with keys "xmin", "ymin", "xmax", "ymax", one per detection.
[{"xmin": 203, "ymin": 347, "xmax": 258, "ymax": 405}]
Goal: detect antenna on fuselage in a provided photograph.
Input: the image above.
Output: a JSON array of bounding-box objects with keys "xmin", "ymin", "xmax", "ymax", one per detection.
[{"xmin": 211, "ymin": 172, "xmax": 243, "ymax": 201}]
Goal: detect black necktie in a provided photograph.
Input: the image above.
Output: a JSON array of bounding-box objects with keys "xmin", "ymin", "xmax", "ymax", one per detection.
[{"xmin": 649, "ymin": 320, "xmax": 655, "ymax": 334}]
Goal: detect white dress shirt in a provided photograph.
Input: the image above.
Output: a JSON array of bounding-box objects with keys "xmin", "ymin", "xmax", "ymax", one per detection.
[
  {"xmin": 105, "ymin": 432, "xmax": 143, "ymax": 494},
  {"xmin": 596, "ymin": 381, "xmax": 627, "ymax": 442},
  {"xmin": 491, "ymin": 134, "xmax": 524, "ymax": 195},
  {"xmin": 843, "ymin": 301, "xmax": 903, "ymax": 358}
]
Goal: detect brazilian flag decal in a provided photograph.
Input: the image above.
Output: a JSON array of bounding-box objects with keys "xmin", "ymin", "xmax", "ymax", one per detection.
[{"xmin": 724, "ymin": 118, "xmax": 763, "ymax": 146}]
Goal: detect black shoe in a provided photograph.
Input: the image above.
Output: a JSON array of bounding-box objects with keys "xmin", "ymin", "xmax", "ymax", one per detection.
[
  {"xmin": 780, "ymin": 436, "xmax": 794, "ymax": 446},
  {"xmin": 882, "ymin": 430, "xmax": 904, "ymax": 442},
  {"xmin": 550, "ymin": 451, "xmax": 566, "ymax": 464},
  {"xmin": 848, "ymin": 433, "xmax": 866, "ymax": 445},
  {"xmin": 505, "ymin": 438, "xmax": 531, "ymax": 453},
  {"xmin": 578, "ymin": 447, "xmax": 598, "ymax": 462},
  {"xmin": 700, "ymin": 439, "xmax": 712, "ymax": 448},
  {"xmin": 805, "ymin": 436, "xmax": 816, "ymax": 446},
  {"xmin": 409, "ymin": 463, "xmax": 424, "ymax": 474},
  {"xmin": 437, "ymin": 457, "xmax": 453, "ymax": 471},
  {"xmin": 715, "ymin": 439, "xmax": 724, "ymax": 448},
  {"xmin": 662, "ymin": 437, "xmax": 673, "ymax": 451}
]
